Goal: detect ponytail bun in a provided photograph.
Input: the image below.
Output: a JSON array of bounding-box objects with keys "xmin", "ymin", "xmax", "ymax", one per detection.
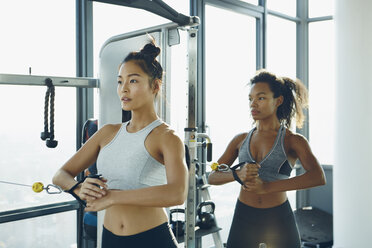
[
  {"xmin": 140, "ymin": 42, "xmax": 161, "ymax": 61},
  {"xmin": 122, "ymin": 37, "xmax": 163, "ymax": 80},
  {"xmin": 281, "ymin": 77, "xmax": 308, "ymax": 128}
]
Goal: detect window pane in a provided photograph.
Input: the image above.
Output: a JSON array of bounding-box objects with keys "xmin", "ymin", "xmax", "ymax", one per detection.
[
  {"xmin": 0, "ymin": 0, "xmax": 77, "ymax": 211},
  {"xmin": 309, "ymin": 0, "xmax": 334, "ymax": 17},
  {"xmin": 0, "ymin": 0, "xmax": 76, "ymax": 77},
  {"xmin": 0, "ymin": 211, "xmax": 76, "ymax": 247},
  {"xmin": 267, "ymin": 0, "xmax": 296, "ymax": 17},
  {"xmin": 266, "ymin": 15, "xmax": 296, "ymax": 78},
  {"xmin": 0, "ymin": 85, "xmax": 76, "ymax": 211},
  {"xmin": 309, "ymin": 20, "xmax": 335, "ymax": 165},
  {"xmin": 204, "ymin": 5, "xmax": 256, "ymax": 247}
]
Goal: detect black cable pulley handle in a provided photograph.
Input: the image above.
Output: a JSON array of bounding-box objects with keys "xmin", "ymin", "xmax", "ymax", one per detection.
[{"xmin": 207, "ymin": 143, "xmax": 212, "ymax": 162}]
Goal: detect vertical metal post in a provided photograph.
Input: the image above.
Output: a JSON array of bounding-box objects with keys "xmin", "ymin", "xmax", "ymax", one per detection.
[
  {"xmin": 76, "ymin": 1, "xmax": 94, "ymax": 247},
  {"xmin": 296, "ymin": 0, "xmax": 310, "ymax": 209},
  {"xmin": 258, "ymin": 0, "xmax": 267, "ymax": 69},
  {"xmin": 76, "ymin": 0, "xmax": 94, "ymax": 148},
  {"xmin": 184, "ymin": 27, "xmax": 198, "ymax": 248},
  {"xmin": 190, "ymin": 3, "xmax": 205, "ymax": 245}
]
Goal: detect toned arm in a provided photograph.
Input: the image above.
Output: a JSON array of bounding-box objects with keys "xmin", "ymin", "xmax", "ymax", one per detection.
[
  {"xmin": 208, "ymin": 133, "xmax": 247, "ymax": 185},
  {"xmin": 52, "ymin": 124, "xmax": 117, "ymax": 198}
]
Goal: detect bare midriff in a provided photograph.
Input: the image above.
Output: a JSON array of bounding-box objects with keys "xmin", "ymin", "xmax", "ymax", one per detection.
[
  {"xmin": 239, "ymin": 189, "xmax": 287, "ymax": 208},
  {"xmin": 103, "ymin": 205, "xmax": 168, "ymax": 236}
]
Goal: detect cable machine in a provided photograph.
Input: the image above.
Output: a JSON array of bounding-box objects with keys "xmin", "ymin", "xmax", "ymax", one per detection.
[{"xmin": 0, "ymin": 1, "xmax": 223, "ymax": 248}]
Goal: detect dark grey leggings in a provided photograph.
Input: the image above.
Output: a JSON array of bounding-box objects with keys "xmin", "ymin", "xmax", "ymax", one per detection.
[
  {"xmin": 227, "ymin": 199, "xmax": 301, "ymax": 248},
  {"xmin": 102, "ymin": 222, "xmax": 178, "ymax": 248}
]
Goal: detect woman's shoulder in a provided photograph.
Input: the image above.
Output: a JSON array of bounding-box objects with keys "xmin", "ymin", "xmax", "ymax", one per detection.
[
  {"xmin": 99, "ymin": 123, "xmax": 122, "ymax": 134},
  {"xmin": 284, "ymin": 128, "xmax": 309, "ymax": 146},
  {"xmin": 156, "ymin": 123, "xmax": 182, "ymax": 141},
  {"xmin": 146, "ymin": 122, "xmax": 179, "ymax": 140},
  {"xmin": 233, "ymin": 132, "xmax": 249, "ymax": 143},
  {"xmin": 234, "ymin": 125, "xmax": 256, "ymax": 142},
  {"xmin": 94, "ymin": 123, "xmax": 123, "ymax": 142},
  {"xmin": 79, "ymin": 123, "xmax": 122, "ymax": 149},
  {"xmin": 149, "ymin": 122, "xmax": 184, "ymax": 151}
]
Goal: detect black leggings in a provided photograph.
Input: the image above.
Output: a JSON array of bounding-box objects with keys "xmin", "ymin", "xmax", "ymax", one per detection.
[
  {"xmin": 101, "ymin": 222, "xmax": 178, "ymax": 248},
  {"xmin": 227, "ymin": 199, "xmax": 301, "ymax": 248}
]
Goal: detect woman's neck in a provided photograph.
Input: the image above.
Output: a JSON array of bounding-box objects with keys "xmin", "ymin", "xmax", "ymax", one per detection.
[
  {"xmin": 255, "ymin": 119, "xmax": 281, "ymax": 131},
  {"xmin": 127, "ymin": 110, "xmax": 158, "ymax": 132}
]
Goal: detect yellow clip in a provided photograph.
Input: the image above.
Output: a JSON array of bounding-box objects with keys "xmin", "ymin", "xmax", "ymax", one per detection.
[
  {"xmin": 210, "ymin": 162, "xmax": 219, "ymax": 171},
  {"xmin": 32, "ymin": 182, "xmax": 44, "ymax": 193}
]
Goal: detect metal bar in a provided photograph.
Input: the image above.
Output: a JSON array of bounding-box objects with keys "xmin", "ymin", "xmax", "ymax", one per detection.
[
  {"xmin": 190, "ymin": 0, "xmax": 206, "ymax": 248},
  {"xmin": 308, "ymin": 15, "xmax": 333, "ymax": 23},
  {"xmin": 93, "ymin": 0, "xmax": 192, "ymax": 26},
  {"xmin": 191, "ymin": 2, "xmax": 206, "ymax": 247},
  {"xmin": 184, "ymin": 27, "xmax": 198, "ymax": 248},
  {"xmin": 296, "ymin": 0, "xmax": 310, "ymax": 209},
  {"xmin": 76, "ymin": 1, "xmax": 94, "ymax": 247},
  {"xmin": 206, "ymin": 0, "xmax": 263, "ymax": 18},
  {"xmin": 190, "ymin": 2, "xmax": 205, "ymax": 247},
  {"xmin": 191, "ymin": 0, "xmax": 206, "ymax": 171},
  {"xmin": 99, "ymin": 22, "xmax": 179, "ymax": 58},
  {"xmin": 0, "ymin": 201, "xmax": 80, "ymax": 224},
  {"xmin": 258, "ymin": 0, "xmax": 267, "ymax": 69},
  {"xmin": 207, "ymin": 0, "xmax": 264, "ymax": 13},
  {"xmin": 161, "ymin": 27, "xmax": 174, "ymax": 123},
  {"xmin": 0, "ymin": 73, "xmax": 98, "ymax": 88},
  {"xmin": 267, "ymin": 9, "xmax": 301, "ymax": 22}
]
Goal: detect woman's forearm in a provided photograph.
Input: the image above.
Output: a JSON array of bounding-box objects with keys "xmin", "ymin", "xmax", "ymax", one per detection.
[
  {"xmin": 207, "ymin": 170, "xmax": 236, "ymax": 185},
  {"xmin": 109, "ymin": 183, "xmax": 187, "ymax": 208},
  {"xmin": 264, "ymin": 169, "xmax": 326, "ymax": 194},
  {"xmin": 52, "ymin": 169, "xmax": 80, "ymax": 192}
]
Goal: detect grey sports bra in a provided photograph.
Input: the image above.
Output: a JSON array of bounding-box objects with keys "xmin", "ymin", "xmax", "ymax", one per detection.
[
  {"xmin": 238, "ymin": 125, "xmax": 293, "ymax": 182},
  {"xmin": 97, "ymin": 119, "xmax": 166, "ymax": 190}
]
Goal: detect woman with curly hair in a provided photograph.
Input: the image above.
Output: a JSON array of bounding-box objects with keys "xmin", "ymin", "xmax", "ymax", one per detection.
[{"xmin": 208, "ymin": 70, "xmax": 326, "ymax": 248}]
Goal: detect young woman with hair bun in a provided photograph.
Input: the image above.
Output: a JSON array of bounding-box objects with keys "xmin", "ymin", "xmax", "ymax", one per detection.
[
  {"xmin": 208, "ymin": 70, "xmax": 326, "ymax": 248},
  {"xmin": 53, "ymin": 39, "xmax": 187, "ymax": 248}
]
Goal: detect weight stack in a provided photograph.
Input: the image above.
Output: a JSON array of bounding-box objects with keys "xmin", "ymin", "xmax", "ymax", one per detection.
[{"xmin": 294, "ymin": 207, "xmax": 333, "ymax": 248}]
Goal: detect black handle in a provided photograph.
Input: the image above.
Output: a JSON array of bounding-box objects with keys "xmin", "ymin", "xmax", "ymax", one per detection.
[
  {"xmin": 197, "ymin": 201, "xmax": 215, "ymax": 215},
  {"xmin": 207, "ymin": 143, "xmax": 212, "ymax": 162}
]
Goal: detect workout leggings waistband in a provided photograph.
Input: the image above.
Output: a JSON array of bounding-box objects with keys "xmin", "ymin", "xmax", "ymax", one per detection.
[{"xmin": 101, "ymin": 222, "xmax": 178, "ymax": 248}]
